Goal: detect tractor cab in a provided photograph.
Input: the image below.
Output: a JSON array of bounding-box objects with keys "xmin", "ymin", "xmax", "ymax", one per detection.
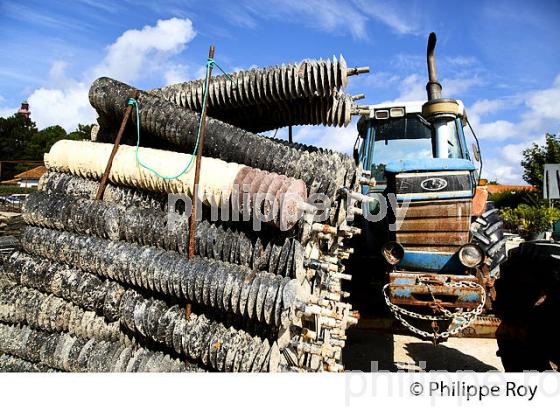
[{"xmin": 357, "ymin": 99, "xmax": 477, "ymax": 191}]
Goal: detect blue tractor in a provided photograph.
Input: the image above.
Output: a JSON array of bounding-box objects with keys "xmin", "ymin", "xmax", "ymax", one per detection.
[{"xmin": 351, "ymin": 33, "xmax": 506, "ymax": 341}]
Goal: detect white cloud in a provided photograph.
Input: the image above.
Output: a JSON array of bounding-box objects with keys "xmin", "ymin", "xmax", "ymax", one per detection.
[
  {"xmin": 501, "ymin": 142, "xmax": 528, "ymax": 165},
  {"xmin": 392, "ymin": 74, "xmax": 483, "ymax": 103},
  {"xmin": 471, "ymin": 75, "xmax": 560, "ymax": 144},
  {"xmin": 0, "ymin": 106, "xmax": 18, "ymax": 118},
  {"xmin": 383, "ymin": 74, "xmax": 425, "ymax": 103},
  {"xmin": 6, "ymin": 18, "xmax": 197, "ymax": 131},
  {"xmin": 477, "ymin": 120, "xmax": 518, "ymax": 141},
  {"xmin": 469, "ymin": 99, "xmax": 504, "ymax": 119},
  {"xmin": 378, "ymin": 71, "xmax": 485, "ymax": 105},
  {"xmin": 28, "ymin": 84, "xmax": 94, "ymax": 131},
  {"xmin": 470, "ymin": 74, "xmax": 560, "ymax": 184},
  {"xmin": 93, "ymin": 18, "xmax": 196, "ymax": 83},
  {"xmin": 348, "ymin": 71, "xmax": 400, "ymax": 93},
  {"xmin": 163, "ymin": 64, "xmax": 191, "ymax": 86},
  {"xmin": 442, "ymin": 76, "xmax": 483, "ymax": 98},
  {"xmin": 524, "ymin": 74, "xmax": 560, "ymax": 120},
  {"xmin": 293, "ymin": 121, "xmax": 360, "ymax": 154},
  {"xmin": 482, "ymin": 160, "xmax": 519, "ymax": 185},
  {"xmin": 48, "ymin": 61, "xmax": 69, "ymax": 86}
]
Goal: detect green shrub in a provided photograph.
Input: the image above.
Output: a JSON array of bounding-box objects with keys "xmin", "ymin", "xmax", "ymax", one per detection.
[
  {"xmin": 0, "ymin": 185, "xmax": 35, "ymax": 196},
  {"xmin": 489, "ymin": 189, "xmax": 538, "ymax": 209},
  {"xmin": 500, "ymin": 204, "xmax": 560, "ymax": 236}
]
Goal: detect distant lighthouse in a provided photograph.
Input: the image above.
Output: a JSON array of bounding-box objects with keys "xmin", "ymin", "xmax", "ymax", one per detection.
[{"xmin": 17, "ymin": 101, "xmax": 31, "ymax": 119}]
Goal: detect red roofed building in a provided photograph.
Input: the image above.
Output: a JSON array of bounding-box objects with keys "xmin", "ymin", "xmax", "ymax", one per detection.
[
  {"xmin": 2, "ymin": 166, "xmax": 47, "ymax": 188},
  {"xmin": 486, "ymin": 184, "xmax": 536, "ymax": 194}
]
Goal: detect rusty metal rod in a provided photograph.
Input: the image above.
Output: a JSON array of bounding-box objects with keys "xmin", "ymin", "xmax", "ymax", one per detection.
[
  {"xmin": 95, "ymin": 90, "xmax": 139, "ymax": 200},
  {"xmin": 188, "ymin": 45, "xmax": 215, "ymax": 259}
]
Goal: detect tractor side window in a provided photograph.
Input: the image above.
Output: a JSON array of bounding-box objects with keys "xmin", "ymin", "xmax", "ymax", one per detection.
[
  {"xmin": 462, "ymin": 120, "xmax": 477, "ymax": 162},
  {"xmin": 462, "ymin": 119, "xmax": 483, "ymax": 178},
  {"xmin": 369, "ymin": 116, "xmax": 433, "ymax": 181}
]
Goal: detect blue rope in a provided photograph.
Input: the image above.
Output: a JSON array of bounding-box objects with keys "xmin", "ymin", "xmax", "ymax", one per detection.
[{"xmin": 130, "ymin": 57, "xmax": 235, "ymax": 180}]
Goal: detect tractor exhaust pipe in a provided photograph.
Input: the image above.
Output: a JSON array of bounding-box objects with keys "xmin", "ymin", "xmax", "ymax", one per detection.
[{"xmin": 426, "ymin": 32, "xmax": 442, "ymax": 101}]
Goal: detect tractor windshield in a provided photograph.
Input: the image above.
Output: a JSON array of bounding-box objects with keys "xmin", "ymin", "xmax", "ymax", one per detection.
[{"xmin": 368, "ymin": 115, "xmax": 434, "ymax": 181}]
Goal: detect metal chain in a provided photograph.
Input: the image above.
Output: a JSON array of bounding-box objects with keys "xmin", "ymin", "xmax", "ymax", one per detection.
[{"xmin": 382, "ymin": 280, "xmax": 486, "ymax": 341}]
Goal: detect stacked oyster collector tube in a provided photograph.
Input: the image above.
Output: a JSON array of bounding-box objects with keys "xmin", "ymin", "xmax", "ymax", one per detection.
[
  {"xmin": 0, "ymin": 54, "xmax": 368, "ymax": 372},
  {"xmin": 150, "ymin": 55, "xmax": 370, "ymax": 131}
]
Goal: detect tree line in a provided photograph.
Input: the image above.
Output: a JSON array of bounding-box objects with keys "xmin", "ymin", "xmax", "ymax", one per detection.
[{"xmin": 0, "ymin": 113, "xmax": 93, "ymax": 180}]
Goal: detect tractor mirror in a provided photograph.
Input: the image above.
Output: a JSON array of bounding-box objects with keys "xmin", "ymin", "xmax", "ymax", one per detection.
[
  {"xmin": 353, "ymin": 134, "xmax": 361, "ymax": 163},
  {"xmin": 472, "ymin": 143, "xmax": 480, "ymax": 162}
]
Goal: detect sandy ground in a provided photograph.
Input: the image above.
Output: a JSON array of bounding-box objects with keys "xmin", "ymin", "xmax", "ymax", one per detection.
[{"xmin": 344, "ymin": 328, "xmax": 504, "ymax": 372}]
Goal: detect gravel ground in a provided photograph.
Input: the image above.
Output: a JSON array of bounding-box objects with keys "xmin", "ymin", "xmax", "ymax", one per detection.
[{"xmin": 344, "ymin": 328, "xmax": 504, "ymax": 372}]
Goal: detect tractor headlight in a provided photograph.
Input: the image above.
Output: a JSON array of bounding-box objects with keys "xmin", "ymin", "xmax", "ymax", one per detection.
[
  {"xmin": 382, "ymin": 241, "xmax": 405, "ymax": 265},
  {"xmin": 374, "ymin": 109, "xmax": 389, "ymax": 120},
  {"xmin": 390, "ymin": 107, "xmax": 405, "ymax": 117},
  {"xmin": 458, "ymin": 244, "xmax": 484, "ymax": 268}
]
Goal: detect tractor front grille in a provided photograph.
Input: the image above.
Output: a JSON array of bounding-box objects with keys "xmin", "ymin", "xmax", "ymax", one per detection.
[{"xmin": 395, "ymin": 199, "xmax": 471, "ymax": 253}]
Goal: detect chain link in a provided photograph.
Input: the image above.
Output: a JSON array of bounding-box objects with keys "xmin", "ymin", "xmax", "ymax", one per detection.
[{"xmin": 382, "ymin": 279, "xmax": 486, "ymax": 341}]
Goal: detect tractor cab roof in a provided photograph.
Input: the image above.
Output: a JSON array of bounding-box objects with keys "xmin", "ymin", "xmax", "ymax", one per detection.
[
  {"xmin": 361, "ymin": 99, "xmax": 467, "ymax": 120},
  {"xmin": 357, "ymin": 99, "xmax": 467, "ymax": 137}
]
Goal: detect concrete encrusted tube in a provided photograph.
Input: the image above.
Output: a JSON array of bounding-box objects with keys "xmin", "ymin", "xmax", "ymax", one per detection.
[
  {"xmin": 20, "ymin": 227, "xmax": 307, "ymax": 328},
  {"xmin": 23, "ymin": 191, "xmax": 305, "ymax": 278},
  {"xmin": 0, "ymin": 323, "xmax": 197, "ymax": 372},
  {"xmin": 44, "ymin": 140, "xmax": 307, "ymax": 229},
  {"xmin": 41, "ymin": 170, "xmax": 306, "ymax": 223},
  {"xmin": 2, "ymin": 252, "xmax": 280, "ymax": 372},
  {"xmin": 0, "ymin": 353, "xmax": 57, "ymax": 372},
  {"xmin": 88, "ymin": 77, "xmax": 354, "ymax": 199},
  {"xmin": 188, "ymin": 91, "xmax": 356, "ymax": 133},
  {"xmin": 4, "ymin": 251, "xmax": 125, "ymax": 322},
  {"xmin": 39, "ymin": 171, "xmax": 165, "ymax": 210},
  {"xmin": 151, "ymin": 55, "xmax": 369, "ymax": 130},
  {"xmin": 0, "ymin": 280, "xmax": 132, "ymax": 346},
  {"xmin": 117, "ymin": 288, "xmax": 278, "ymax": 372},
  {"xmin": 152, "ymin": 55, "xmax": 359, "ymax": 110}
]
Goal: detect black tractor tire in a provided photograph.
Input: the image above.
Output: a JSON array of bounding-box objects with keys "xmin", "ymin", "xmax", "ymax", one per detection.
[
  {"xmin": 494, "ymin": 241, "xmax": 560, "ymax": 371},
  {"xmin": 470, "ymin": 206, "xmax": 507, "ymax": 277}
]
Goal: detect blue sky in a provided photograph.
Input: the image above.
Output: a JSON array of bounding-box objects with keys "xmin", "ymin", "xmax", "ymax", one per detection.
[{"xmin": 1, "ymin": 0, "xmax": 559, "ymax": 184}]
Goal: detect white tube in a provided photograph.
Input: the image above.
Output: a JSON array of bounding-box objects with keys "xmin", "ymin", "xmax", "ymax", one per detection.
[{"xmin": 44, "ymin": 140, "xmax": 245, "ymax": 207}]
